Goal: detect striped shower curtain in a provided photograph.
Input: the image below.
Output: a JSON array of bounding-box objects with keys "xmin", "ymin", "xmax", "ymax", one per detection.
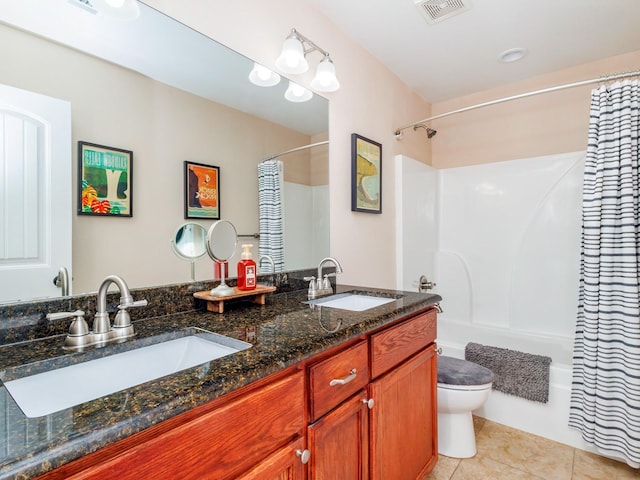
[
  {"xmin": 569, "ymin": 79, "xmax": 640, "ymax": 468},
  {"xmin": 257, "ymin": 160, "xmax": 285, "ymax": 272}
]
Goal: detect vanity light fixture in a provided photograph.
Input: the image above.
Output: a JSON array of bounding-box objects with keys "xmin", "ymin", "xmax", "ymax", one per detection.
[
  {"xmin": 91, "ymin": 0, "xmax": 140, "ymax": 21},
  {"xmin": 310, "ymin": 54, "xmax": 340, "ymax": 92},
  {"xmin": 249, "ymin": 63, "xmax": 281, "ymax": 87},
  {"xmin": 276, "ymin": 28, "xmax": 340, "ymax": 93},
  {"xmin": 276, "ymin": 30, "xmax": 309, "ymax": 74},
  {"xmin": 284, "ymin": 81, "xmax": 313, "ymax": 103}
]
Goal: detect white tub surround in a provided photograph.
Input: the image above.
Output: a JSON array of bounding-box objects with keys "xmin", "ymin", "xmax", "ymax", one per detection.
[{"xmin": 395, "ymin": 151, "xmax": 604, "ymax": 452}]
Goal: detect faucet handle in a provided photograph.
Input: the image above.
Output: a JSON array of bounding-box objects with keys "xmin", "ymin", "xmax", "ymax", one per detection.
[
  {"xmin": 303, "ymin": 276, "xmax": 317, "ymax": 297},
  {"xmin": 114, "ymin": 299, "xmax": 146, "ymax": 328},
  {"xmin": 113, "ymin": 309, "xmax": 131, "ymax": 328},
  {"xmin": 118, "ymin": 299, "xmax": 148, "ymax": 309},
  {"xmin": 46, "ymin": 309, "xmax": 85, "ymax": 322},
  {"xmin": 68, "ymin": 312, "xmax": 90, "ymax": 337},
  {"xmin": 47, "ymin": 310, "xmax": 89, "ymax": 337},
  {"xmin": 129, "ymin": 299, "xmax": 148, "ymax": 308}
]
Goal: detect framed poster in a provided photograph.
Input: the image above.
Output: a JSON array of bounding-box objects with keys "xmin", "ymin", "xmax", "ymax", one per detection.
[
  {"xmin": 78, "ymin": 141, "xmax": 132, "ymax": 217},
  {"xmin": 184, "ymin": 161, "xmax": 220, "ymax": 219},
  {"xmin": 351, "ymin": 133, "xmax": 382, "ymax": 213}
]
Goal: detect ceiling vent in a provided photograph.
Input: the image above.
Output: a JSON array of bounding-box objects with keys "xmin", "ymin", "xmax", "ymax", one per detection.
[
  {"xmin": 67, "ymin": 0, "xmax": 98, "ymax": 14},
  {"xmin": 414, "ymin": 0, "xmax": 471, "ymax": 24}
]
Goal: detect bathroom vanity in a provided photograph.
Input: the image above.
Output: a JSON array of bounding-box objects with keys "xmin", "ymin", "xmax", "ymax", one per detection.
[{"xmin": 0, "ymin": 283, "xmax": 440, "ymax": 480}]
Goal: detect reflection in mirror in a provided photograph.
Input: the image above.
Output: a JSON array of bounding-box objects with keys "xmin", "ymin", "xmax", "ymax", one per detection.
[
  {"xmin": 170, "ymin": 223, "xmax": 207, "ymax": 284},
  {"xmin": 0, "ymin": 0, "xmax": 329, "ymax": 304},
  {"xmin": 206, "ymin": 221, "xmax": 238, "ymax": 297}
]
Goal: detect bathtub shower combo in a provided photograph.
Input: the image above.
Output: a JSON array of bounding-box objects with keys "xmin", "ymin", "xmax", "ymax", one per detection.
[{"xmin": 396, "ymin": 151, "xmax": 589, "ymax": 450}]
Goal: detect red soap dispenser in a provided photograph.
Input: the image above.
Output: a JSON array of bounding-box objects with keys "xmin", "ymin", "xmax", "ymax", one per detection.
[{"xmin": 237, "ymin": 244, "xmax": 257, "ymax": 291}]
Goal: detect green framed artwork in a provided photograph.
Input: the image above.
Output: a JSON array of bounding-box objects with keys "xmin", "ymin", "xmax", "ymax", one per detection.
[
  {"xmin": 78, "ymin": 141, "xmax": 133, "ymax": 217},
  {"xmin": 351, "ymin": 133, "xmax": 382, "ymax": 213}
]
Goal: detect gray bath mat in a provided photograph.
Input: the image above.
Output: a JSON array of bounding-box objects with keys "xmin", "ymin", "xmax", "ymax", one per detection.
[{"xmin": 465, "ymin": 342, "xmax": 552, "ymax": 403}]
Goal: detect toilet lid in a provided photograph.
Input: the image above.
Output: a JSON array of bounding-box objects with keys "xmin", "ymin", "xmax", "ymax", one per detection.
[{"xmin": 437, "ymin": 355, "xmax": 494, "ymax": 386}]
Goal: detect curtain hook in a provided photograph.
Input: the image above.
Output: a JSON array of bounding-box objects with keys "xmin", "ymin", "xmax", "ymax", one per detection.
[
  {"xmin": 604, "ymin": 73, "xmax": 613, "ymax": 93},
  {"xmin": 597, "ymin": 74, "xmax": 609, "ymax": 93}
]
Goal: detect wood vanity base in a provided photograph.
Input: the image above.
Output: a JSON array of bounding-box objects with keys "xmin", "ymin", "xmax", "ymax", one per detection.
[{"xmin": 38, "ymin": 306, "xmax": 438, "ymax": 480}]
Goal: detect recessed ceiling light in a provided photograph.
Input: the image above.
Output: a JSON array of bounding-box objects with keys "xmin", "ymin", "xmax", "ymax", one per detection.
[{"xmin": 498, "ymin": 47, "xmax": 528, "ymax": 63}]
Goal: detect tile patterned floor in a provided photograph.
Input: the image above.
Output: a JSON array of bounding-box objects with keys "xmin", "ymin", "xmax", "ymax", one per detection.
[{"xmin": 426, "ymin": 418, "xmax": 640, "ymax": 480}]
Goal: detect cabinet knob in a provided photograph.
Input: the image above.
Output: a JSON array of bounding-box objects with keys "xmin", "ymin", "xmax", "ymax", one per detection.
[
  {"xmin": 296, "ymin": 449, "xmax": 311, "ymax": 464},
  {"xmin": 329, "ymin": 368, "xmax": 357, "ymax": 387},
  {"xmin": 362, "ymin": 398, "xmax": 374, "ymax": 409}
]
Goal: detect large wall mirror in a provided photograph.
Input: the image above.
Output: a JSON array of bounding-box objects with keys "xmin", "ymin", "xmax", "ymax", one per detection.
[{"xmin": 0, "ymin": 0, "xmax": 329, "ymax": 304}]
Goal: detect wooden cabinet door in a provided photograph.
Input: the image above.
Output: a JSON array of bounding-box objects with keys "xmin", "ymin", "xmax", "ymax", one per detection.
[
  {"xmin": 308, "ymin": 392, "xmax": 369, "ymax": 480},
  {"xmin": 237, "ymin": 436, "xmax": 306, "ymax": 480},
  {"xmin": 369, "ymin": 346, "xmax": 437, "ymax": 480}
]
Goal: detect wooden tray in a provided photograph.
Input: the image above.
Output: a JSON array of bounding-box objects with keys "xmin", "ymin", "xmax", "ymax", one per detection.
[{"xmin": 193, "ymin": 285, "xmax": 276, "ymax": 313}]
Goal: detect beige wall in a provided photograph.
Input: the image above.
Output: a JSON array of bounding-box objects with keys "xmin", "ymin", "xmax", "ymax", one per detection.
[
  {"xmin": 0, "ymin": 23, "xmax": 312, "ymax": 294},
  {"xmin": 14, "ymin": 1, "xmax": 637, "ymax": 292},
  {"xmin": 431, "ymin": 49, "xmax": 640, "ymax": 169},
  {"xmin": 9, "ymin": 2, "xmax": 633, "ymax": 293},
  {"xmin": 145, "ymin": 0, "xmax": 433, "ymax": 289},
  {"xmin": 139, "ymin": 0, "xmax": 639, "ymax": 290}
]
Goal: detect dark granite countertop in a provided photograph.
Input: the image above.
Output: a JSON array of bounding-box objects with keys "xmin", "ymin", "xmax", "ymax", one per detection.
[{"xmin": 0, "ymin": 284, "xmax": 440, "ymax": 479}]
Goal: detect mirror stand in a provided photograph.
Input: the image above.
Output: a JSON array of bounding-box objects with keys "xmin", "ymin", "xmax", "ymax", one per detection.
[
  {"xmin": 186, "ymin": 261, "xmax": 205, "ymax": 292},
  {"xmin": 206, "ymin": 220, "xmax": 239, "ymax": 297},
  {"xmin": 210, "ymin": 260, "xmax": 235, "ymax": 297},
  {"xmin": 171, "ymin": 223, "xmax": 208, "ymax": 291}
]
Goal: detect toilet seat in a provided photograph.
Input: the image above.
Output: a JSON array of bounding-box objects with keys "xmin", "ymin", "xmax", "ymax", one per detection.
[
  {"xmin": 437, "ymin": 382, "xmax": 493, "ymax": 392},
  {"xmin": 437, "ymin": 355, "xmax": 494, "ymax": 387}
]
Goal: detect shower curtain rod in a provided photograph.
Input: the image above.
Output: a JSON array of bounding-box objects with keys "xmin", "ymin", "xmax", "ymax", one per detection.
[
  {"xmin": 394, "ymin": 69, "xmax": 640, "ymax": 135},
  {"xmin": 262, "ymin": 140, "xmax": 329, "ymax": 162}
]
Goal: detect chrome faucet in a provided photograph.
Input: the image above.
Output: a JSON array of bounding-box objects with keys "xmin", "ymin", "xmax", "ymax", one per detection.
[
  {"xmin": 305, "ymin": 257, "xmax": 343, "ymax": 299},
  {"xmin": 47, "ymin": 274, "xmax": 147, "ymax": 350},
  {"xmin": 258, "ymin": 255, "xmax": 275, "ymax": 273},
  {"xmin": 317, "ymin": 257, "xmax": 344, "ymax": 281},
  {"xmin": 94, "ymin": 275, "xmax": 147, "ymax": 338},
  {"xmin": 258, "ymin": 255, "xmax": 276, "ymax": 286}
]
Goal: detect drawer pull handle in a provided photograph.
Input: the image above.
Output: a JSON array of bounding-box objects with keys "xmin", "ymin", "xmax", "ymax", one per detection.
[
  {"xmin": 362, "ymin": 398, "xmax": 374, "ymax": 409},
  {"xmin": 329, "ymin": 368, "xmax": 357, "ymax": 386}
]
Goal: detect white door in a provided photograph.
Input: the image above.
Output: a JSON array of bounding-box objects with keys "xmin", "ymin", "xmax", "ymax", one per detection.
[
  {"xmin": 0, "ymin": 84, "xmax": 72, "ymax": 303},
  {"xmin": 394, "ymin": 154, "xmax": 439, "ymax": 292}
]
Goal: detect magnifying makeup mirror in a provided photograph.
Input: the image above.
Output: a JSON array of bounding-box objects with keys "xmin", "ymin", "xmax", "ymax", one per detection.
[
  {"xmin": 170, "ymin": 223, "xmax": 208, "ymax": 285},
  {"xmin": 206, "ymin": 220, "xmax": 238, "ymax": 297}
]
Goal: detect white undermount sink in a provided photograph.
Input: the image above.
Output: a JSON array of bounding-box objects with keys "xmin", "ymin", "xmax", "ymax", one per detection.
[
  {"xmin": 3, "ymin": 329, "xmax": 251, "ymax": 418},
  {"xmin": 304, "ymin": 292, "xmax": 396, "ymax": 311}
]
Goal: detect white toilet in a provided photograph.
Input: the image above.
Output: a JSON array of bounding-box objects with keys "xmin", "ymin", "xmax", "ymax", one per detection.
[{"xmin": 437, "ymin": 355, "xmax": 494, "ymax": 458}]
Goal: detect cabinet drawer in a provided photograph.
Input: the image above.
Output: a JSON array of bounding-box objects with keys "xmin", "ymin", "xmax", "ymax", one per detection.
[
  {"xmin": 370, "ymin": 309, "xmax": 437, "ymax": 378},
  {"xmin": 309, "ymin": 340, "xmax": 369, "ymax": 421},
  {"xmin": 66, "ymin": 371, "xmax": 305, "ymax": 480}
]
